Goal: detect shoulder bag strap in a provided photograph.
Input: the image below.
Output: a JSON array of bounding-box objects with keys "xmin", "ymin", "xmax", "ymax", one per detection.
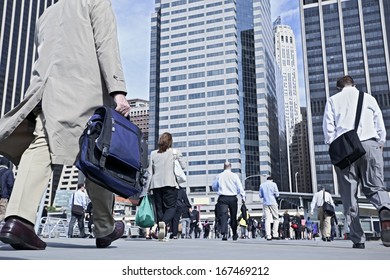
[
  {"xmin": 354, "ymin": 91, "xmax": 364, "ymax": 131},
  {"xmin": 323, "ymin": 190, "xmax": 326, "ymax": 204}
]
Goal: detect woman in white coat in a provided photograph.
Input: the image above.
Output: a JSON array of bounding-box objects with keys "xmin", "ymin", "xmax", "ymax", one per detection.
[{"xmin": 147, "ymin": 132, "xmax": 186, "ymax": 241}]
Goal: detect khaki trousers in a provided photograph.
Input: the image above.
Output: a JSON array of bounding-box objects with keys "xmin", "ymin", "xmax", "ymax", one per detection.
[
  {"xmin": 5, "ymin": 113, "xmax": 115, "ymax": 238},
  {"xmin": 263, "ymin": 204, "xmax": 280, "ymax": 239},
  {"xmin": 318, "ymin": 207, "xmax": 331, "ymax": 238}
]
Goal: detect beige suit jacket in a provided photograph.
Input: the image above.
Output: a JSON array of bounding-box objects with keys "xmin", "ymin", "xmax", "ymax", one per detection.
[
  {"xmin": 0, "ymin": 0, "xmax": 126, "ymax": 165},
  {"xmin": 147, "ymin": 148, "xmax": 186, "ymax": 190}
]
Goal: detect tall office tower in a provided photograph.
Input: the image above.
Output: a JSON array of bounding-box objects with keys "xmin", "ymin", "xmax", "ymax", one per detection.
[
  {"xmin": 274, "ymin": 19, "xmax": 302, "ymax": 144},
  {"xmin": 0, "ymin": 0, "xmax": 59, "ymax": 117},
  {"xmin": 148, "ymin": 0, "xmax": 285, "ymax": 194},
  {"xmin": 301, "ymin": 0, "xmax": 390, "ymax": 193},
  {"xmin": 274, "ymin": 18, "xmax": 302, "ymax": 192},
  {"xmin": 129, "ymin": 98, "xmax": 150, "ymax": 141}
]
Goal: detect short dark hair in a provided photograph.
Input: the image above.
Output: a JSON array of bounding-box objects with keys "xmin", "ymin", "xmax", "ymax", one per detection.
[
  {"xmin": 267, "ymin": 176, "xmax": 273, "ymax": 181},
  {"xmin": 77, "ymin": 184, "xmax": 85, "ymax": 189},
  {"xmin": 158, "ymin": 132, "xmax": 173, "ymax": 153},
  {"xmin": 336, "ymin": 75, "xmax": 354, "ymax": 90},
  {"xmin": 224, "ymin": 161, "xmax": 231, "ymax": 170}
]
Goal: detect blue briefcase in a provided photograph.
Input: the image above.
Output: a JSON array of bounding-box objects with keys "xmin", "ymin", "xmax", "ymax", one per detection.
[{"xmin": 76, "ymin": 106, "xmax": 144, "ymax": 198}]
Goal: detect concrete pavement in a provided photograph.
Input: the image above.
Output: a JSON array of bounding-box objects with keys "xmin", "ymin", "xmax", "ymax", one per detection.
[{"xmin": 0, "ymin": 237, "xmax": 389, "ymax": 260}]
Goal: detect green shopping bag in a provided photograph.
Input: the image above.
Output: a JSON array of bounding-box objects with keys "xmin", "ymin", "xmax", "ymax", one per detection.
[{"xmin": 135, "ymin": 194, "xmax": 155, "ymax": 228}]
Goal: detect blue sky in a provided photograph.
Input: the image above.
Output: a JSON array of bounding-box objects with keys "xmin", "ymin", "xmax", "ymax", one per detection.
[{"xmin": 111, "ymin": 0, "xmax": 306, "ymax": 106}]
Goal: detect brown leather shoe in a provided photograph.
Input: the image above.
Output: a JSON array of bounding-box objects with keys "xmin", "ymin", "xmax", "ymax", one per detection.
[
  {"xmin": 95, "ymin": 221, "xmax": 124, "ymax": 248},
  {"xmin": 0, "ymin": 217, "xmax": 46, "ymax": 250}
]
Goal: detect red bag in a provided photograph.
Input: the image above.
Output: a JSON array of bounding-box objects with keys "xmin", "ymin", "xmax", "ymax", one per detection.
[{"xmin": 291, "ymin": 223, "xmax": 298, "ymax": 229}]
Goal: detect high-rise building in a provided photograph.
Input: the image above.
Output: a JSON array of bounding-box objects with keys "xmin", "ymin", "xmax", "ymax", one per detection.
[
  {"xmin": 300, "ymin": 0, "xmax": 390, "ymax": 193},
  {"xmin": 274, "ymin": 18, "xmax": 302, "ymax": 192},
  {"xmin": 274, "ymin": 19, "xmax": 302, "ymax": 145},
  {"xmin": 129, "ymin": 98, "xmax": 149, "ymax": 141},
  {"xmin": 148, "ymin": 0, "xmax": 286, "ymax": 195},
  {"xmin": 0, "ymin": 0, "xmax": 59, "ymax": 117}
]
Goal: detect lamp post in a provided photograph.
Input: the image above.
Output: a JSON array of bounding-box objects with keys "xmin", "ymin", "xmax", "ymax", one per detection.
[
  {"xmin": 243, "ymin": 174, "xmax": 264, "ymax": 188},
  {"xmin": 294, "ymin": 172, "xmax": 299, "ymax": 193},
  {"xmin": 243, "ymin": 174, "xmax": 263, "ymax": 183}
]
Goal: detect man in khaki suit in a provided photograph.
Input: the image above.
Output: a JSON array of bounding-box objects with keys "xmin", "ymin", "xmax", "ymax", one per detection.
[{"xmin": 0, "ymin": 0, "xmax": 129, "ymax": 249}]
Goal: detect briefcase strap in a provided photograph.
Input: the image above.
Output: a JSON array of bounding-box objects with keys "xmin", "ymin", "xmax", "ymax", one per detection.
[{"xmin": 354, "ymin": 91, "xmax": 364, "ymax": 131}]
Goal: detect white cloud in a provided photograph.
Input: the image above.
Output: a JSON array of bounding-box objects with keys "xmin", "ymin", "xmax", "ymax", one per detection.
[{"xmin": 271, "ymin": 0, "xmax": 298, "ymax": 21}]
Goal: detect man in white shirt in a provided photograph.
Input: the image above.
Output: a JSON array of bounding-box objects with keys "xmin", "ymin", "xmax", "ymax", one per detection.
[
  {"xmin": 68, "ymin": 184, "xmax": 88, "ymax": 238},
  {"xmin": 212, "ymin": 162, "xmax": 246, "ymax": 241},
  {"xmin": 310, "ymin": 187, "xmax": 335, "ymax": 242},
  {"xmin": 323, "ymin": 75, "xmax": 390, "ymax": 248},
  {"xmin": 259, "ymin": 176, "xmax": 280, "ymax": 240}
]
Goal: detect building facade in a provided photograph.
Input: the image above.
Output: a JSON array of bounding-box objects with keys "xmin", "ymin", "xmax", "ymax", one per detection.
[
  {"xmin": 274, "ymin": 19, "xmax": 302, "ymax": 145},
  {"xmin": 0, "ymin": 0, "xmax": 59, "ymax": 117},
  {"xmin": 301, "ymin": 0, "xmax": 390, "ymax": 193},
  {"xmin": 290, "ymin": 107, "xmax": 312, "ymax": 193},
  {"xmin": 129, "ymin": 98, "xmax": 150, "ymax": 141},
  {"xmin": 274, "ymin": 18, "xmax": 302, "ymax": 192},
  {"xmin": 148, "ymin": 0, "xmax": 286, "ymax": 201}
]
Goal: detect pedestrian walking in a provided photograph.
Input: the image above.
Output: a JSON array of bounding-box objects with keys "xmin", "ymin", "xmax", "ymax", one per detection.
[
  {"xmin": 145, "ymin": 132, "xmax": 186, "ymax": 241},
  {"xmin": 189, "ymin": 206, "xmax": 200, "ymax": 238},
  {"xmin": 323, "ymin": 75, "xmax": 390, "ymax": 248},
  {"xmin": 310, "ymin": 187, "xmax": 335, "ymax": 242},
  {"xmin": 212, "ymin": 162, "xmax": 246, "ymax": 241},
  {"xmin": 291, "ymin": 213, "xmax": 302, "ymax": 240},
  {"xmin": 282, "ymin": 210, "xmax": 290, "ymax": 239},
  {"xmin": 0, "ymin": 156, "xmax": 14, "ymax": 222},
  {"xmin": 259, "ymin": 176, "xmax": 280, "ymax": 240},
  {"xmin": 68, "ymin": 184, "xmax": 87, "ymax": 238},
  {"xmin": 0, "ymin": 0, "xmax": 129, "ymax": 250},
  {"xmin": 171, "ymin": 186, "xmax": 191, "ymax": 239},
  {"xmin": 305, "ymin": 216, "xmax": 313, "ymax": 240}
]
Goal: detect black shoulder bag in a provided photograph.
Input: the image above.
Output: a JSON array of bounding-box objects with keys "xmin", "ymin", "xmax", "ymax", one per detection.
[
  {"xmin": 328, "ymin": 91, "xmax": 366, "ymax": 169},
  {"xmin": 71, "ymin": 194, "xmax": 85, "ymax": 216},
  {"xmin": 322, "ymin": 190, "xmax": 335, "ymax": 216}
]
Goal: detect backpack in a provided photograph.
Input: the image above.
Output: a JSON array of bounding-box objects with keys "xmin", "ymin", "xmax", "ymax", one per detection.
[{"xmin": 76, "ymin": 106, "xmax": 144, "ymax": 198}]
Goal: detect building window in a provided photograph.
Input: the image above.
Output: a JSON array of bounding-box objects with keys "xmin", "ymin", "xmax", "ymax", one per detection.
[
  {"xmin": 189, "ymin": 140, "xmax": 206, "ymax": 146},
  {"xmin": 189, "ymin": 72, "xmax": 205, "ymax": 79},
  {"xmin": 170, "ymin": 95, "xmax": 187, "ymax": 101},
  {"xmin": 207, "ymin": 80, "xmax": 224, "ymax": 87},
  {"xmin": 189, "ymin": 92, "xmax": 206, "ymax": 99},
  {"xmin": 189, "ymin": 82, "xmax": 205, "ymax": 89},
  {"xmin": 207, "ymin": 90, "xmax": 224, "ymax": 97},
  {"xmin": 170, "ymin": 85, "xmax": 187, "ymax": 91},
  {"xmin": 171, "ymin": 74, "xmax": 187, "ymax": 81}
]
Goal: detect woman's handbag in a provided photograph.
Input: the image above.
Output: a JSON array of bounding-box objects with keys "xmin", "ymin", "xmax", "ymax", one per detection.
[
  {"xmin": 173, "ymin": 149, "xmax": 186, "ymax": 184},
  {"xmin": 291, "ymin": 223, "xmax": 298, "ymax": 229},
  {"xmin": 135, "ymin": 194, "xmax": 155, "ymax": 228}
]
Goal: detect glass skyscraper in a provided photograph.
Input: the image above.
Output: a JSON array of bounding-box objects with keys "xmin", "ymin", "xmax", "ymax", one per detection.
[
  {"xmin": 301, "ymin": 0, "xmax": 390, "ymax": 193},
  {"xmin": 0, "ymin": 0, "xmax": 59, "ymax": 117},
  {"xmin": 148, "ymin": 0, "xmax": 287, "ymax": 194}
]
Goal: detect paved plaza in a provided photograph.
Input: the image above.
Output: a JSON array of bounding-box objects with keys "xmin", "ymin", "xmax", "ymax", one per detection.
[{"xmin": 0, "ymin": 237, "xmax": 389, "ymax": 260}]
